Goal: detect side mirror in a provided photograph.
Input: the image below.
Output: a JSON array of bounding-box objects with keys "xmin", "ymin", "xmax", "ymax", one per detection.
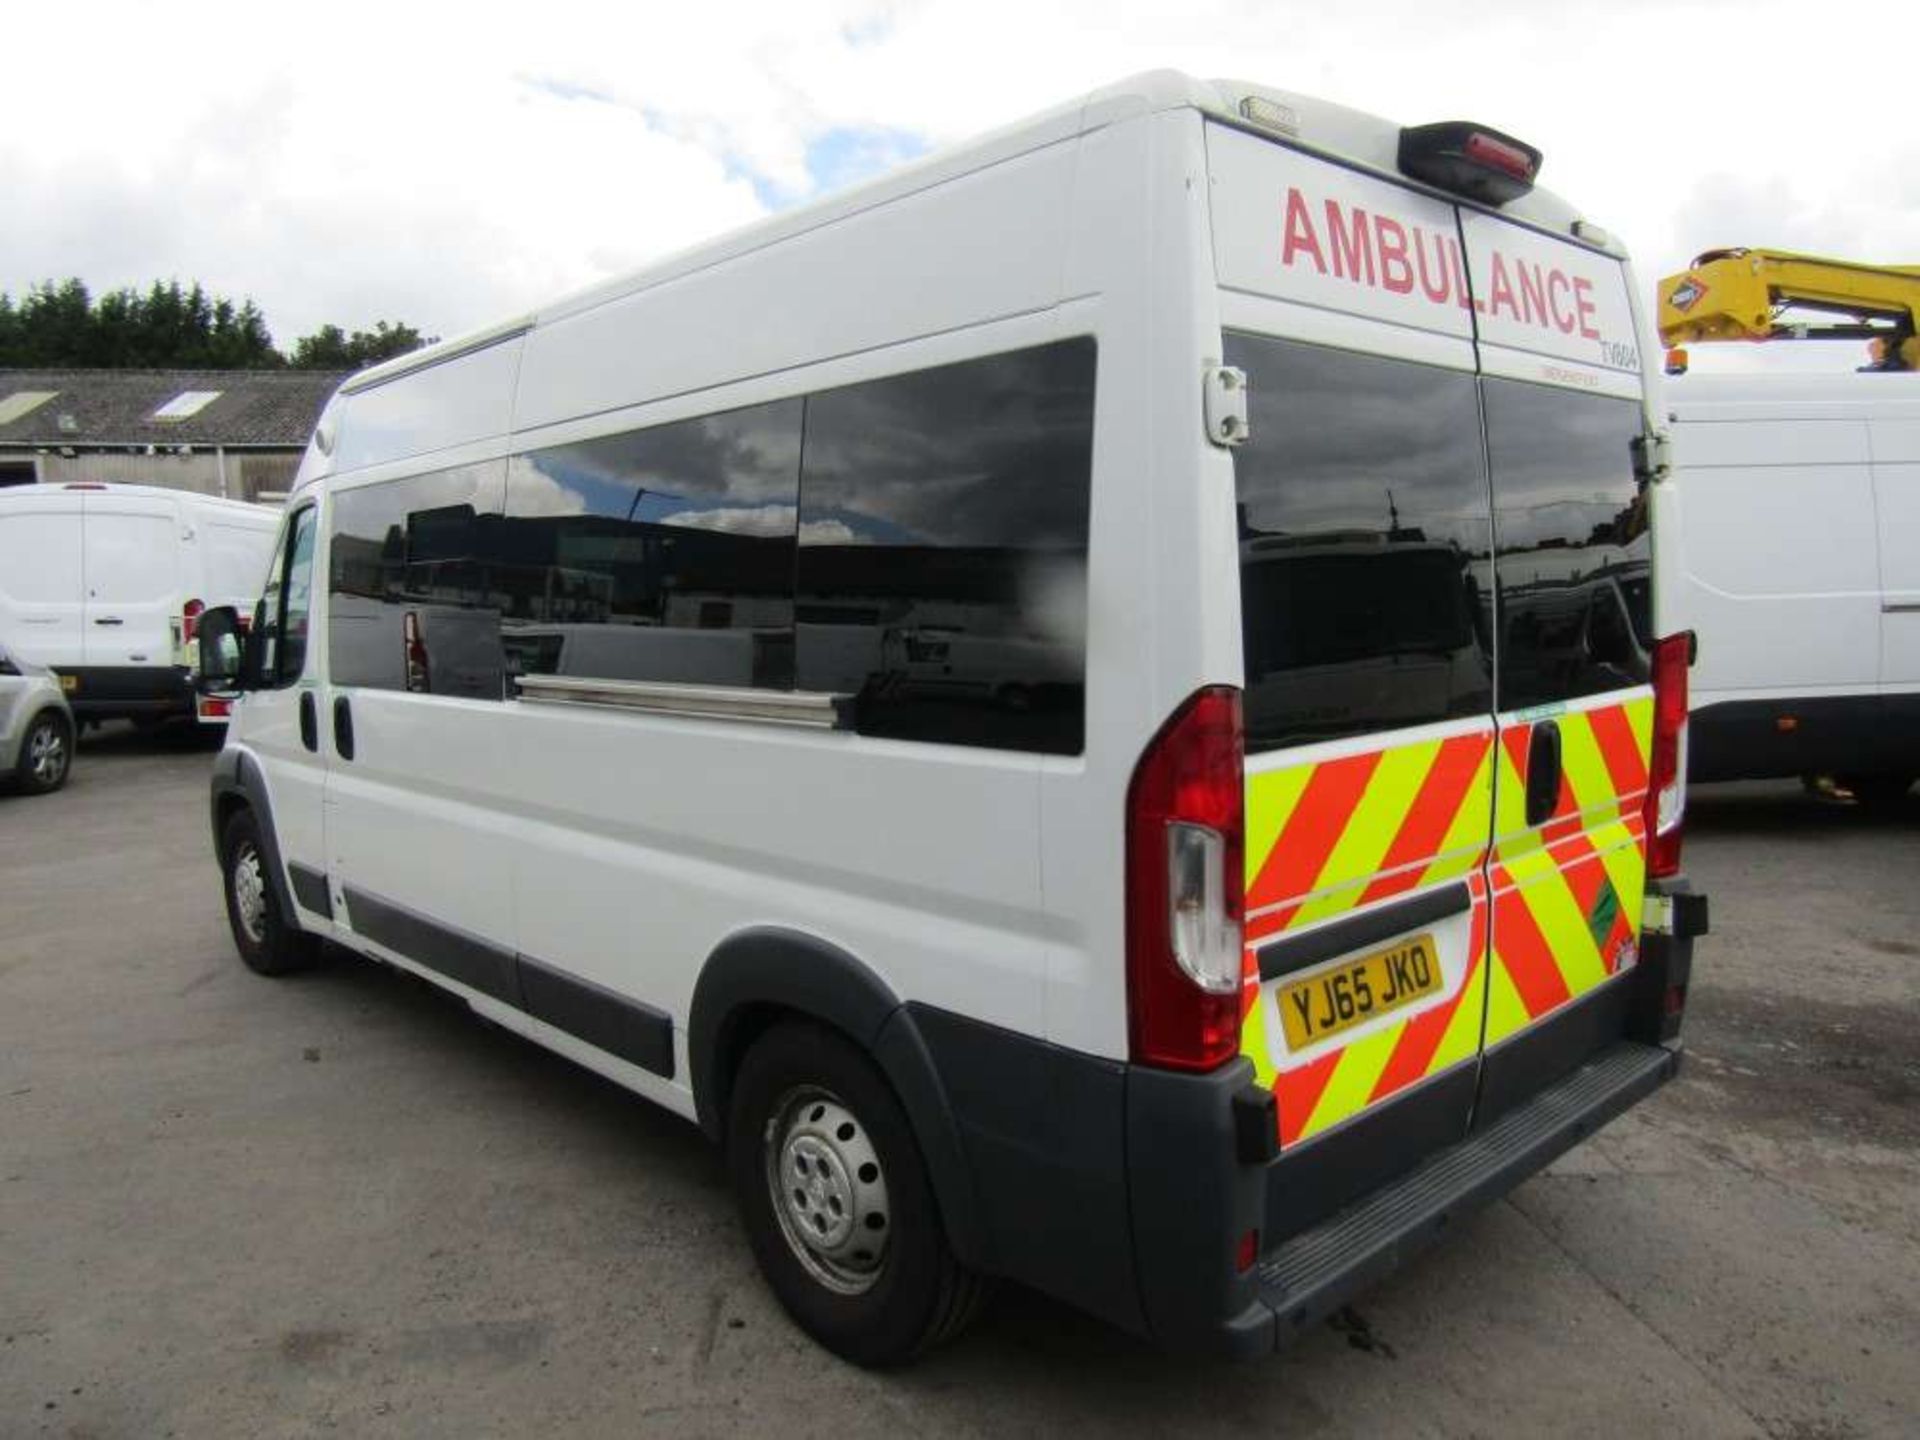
[{"xmin": 195, "ymin": 606, "xmax": 246, "ymax": 693}]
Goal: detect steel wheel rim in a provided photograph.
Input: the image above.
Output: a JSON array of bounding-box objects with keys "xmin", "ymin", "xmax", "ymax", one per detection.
[
  {"xmin": 763, "ymin": 1085, "xmax": 891, "ymax": 1295},
  {"xmin": 27, "ymin": 721, "xmax": 67, "ymax": 786},
  {"xmin": 232, "ymin": 841, "xmax": 268, "ymax": 944}
]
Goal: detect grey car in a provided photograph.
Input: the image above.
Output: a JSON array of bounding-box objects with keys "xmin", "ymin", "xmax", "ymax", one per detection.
[{"xmin": 1, "ymin": 644, "xmax": 75, "ymax": 795}]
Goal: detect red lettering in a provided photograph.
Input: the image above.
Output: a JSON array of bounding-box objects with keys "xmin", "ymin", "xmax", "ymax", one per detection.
[
  {"xmin": 1450, "ymin": 238, "xmax": 1475, "ymax": 311},
  {"xmin": 1375, "ymin": 216, "xmax": 1413, "ymax": 294},
  {"xmin": 1517, "ymin": 262, "xmax": 1548, "ymax": 328},
  {"xmin": 1282, "ymin": 187, "xmax": 1326, "ymax": 274},
  {"xmin": 1415, "ymin": 228, "xmax": 1451, "ymax": 304},
  {"xmin": 1547, "ymin": 270, "xmax": 1576, "ymax": 333},
  {"xmin": 1487, "ymin": 254, "xmax": 1520, "ymax": 321},
  {"xmin": 1325, "ymin": 201, "xmax": 1375, "ymax": 285},
  {"xmin": 1573, "ymin": 276, "xmax": 1600, "ymax": 339}
]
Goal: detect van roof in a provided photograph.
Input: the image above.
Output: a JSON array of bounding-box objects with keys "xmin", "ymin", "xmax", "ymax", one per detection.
[
  {"xmin": 1664, "ymin": 370, "xmax": 1920, "ymax": 421},
  {"xmin": 0, "ymin": 482, "xmax": 280, "ymax": 515},
  {"xmin": 343, "ymin": 71, "xmax": 1609, "ymax": 398}
]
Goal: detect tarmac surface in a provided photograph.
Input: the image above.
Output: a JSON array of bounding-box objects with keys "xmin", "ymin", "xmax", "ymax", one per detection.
[{"xmin": 2, "ymin": 726, "xmax": 1917, "ymax": 1438}]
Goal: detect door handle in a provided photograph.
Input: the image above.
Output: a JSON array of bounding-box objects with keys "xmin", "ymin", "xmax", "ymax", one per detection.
[
  {"xmin": 332, "ymin": 695, "xmax": 355, "ymax": 761},
  {"xmin": 298, "ymin": 691, "xmax": 318, "ymax": 753},
  {"xmin": 92, "ymin": 616, "xmax": 124, "ymax": 626},
  {"xmin": 1524, "ymin": 720, "xmax": 1563, "ymax": 828}
]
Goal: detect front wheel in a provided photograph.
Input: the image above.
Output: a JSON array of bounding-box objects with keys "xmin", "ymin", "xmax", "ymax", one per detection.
[
  {"xmin": 16, "ymin": 711, "xmax": 72, "ymax": 794},
  {"xmin": 220, "ymin": 809, "xmax": 318, "ymax": 976},
  {"xmin": 727, "ymin": 1020, "xmax": 987, "ymax": 1366}
]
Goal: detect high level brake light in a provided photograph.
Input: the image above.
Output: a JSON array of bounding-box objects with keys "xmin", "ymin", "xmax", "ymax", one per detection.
[
  {"xmin": 1126, "ymin": 687, "xmax": 1250, "ymax": 1072},
  {"xmin": 1645, "ymin": 633, "xmax": 1693, "ymax": 878},
  {"xmin": 1398, "ymin": 121, "xmax": 1542, "ymax": 206}
]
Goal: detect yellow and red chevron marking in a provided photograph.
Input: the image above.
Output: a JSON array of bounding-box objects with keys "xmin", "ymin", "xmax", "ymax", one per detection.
[
  {"xmin": 1484, "ymin": 693, "xmax": 1654, "ymax": 1048},
  {"xmin": 1241, "ymin": 722, "xmax": 1496, "ymax": 1147},
  {"xmin": 1245, "ymin": 725, "xmax": 1494, "ymax": 939},
  {"xmin": 1244, "ymin": 870, "xmax": 1491, "ymax": 1147},
  {"xmin": 1241, "ymin": 692, "xmax": 1655, "ymax": 1149}
]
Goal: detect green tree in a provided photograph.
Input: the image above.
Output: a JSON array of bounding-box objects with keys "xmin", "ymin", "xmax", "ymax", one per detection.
[{"xmin": 288, "ymin": 319, "xmax": 431, "ymax": 370}]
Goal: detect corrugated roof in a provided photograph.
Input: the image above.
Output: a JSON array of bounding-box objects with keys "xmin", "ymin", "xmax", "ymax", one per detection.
[{"xmin": 0, "ymin": 369, "xmax": 348, "ymax": 447}]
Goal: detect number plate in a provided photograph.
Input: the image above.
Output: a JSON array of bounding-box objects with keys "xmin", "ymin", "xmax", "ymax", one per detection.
[
  {"xmin": 1278, "ymin": 932, "xmax": 1443, "ymax": 1049},
  {"xmin": 59, "ymin": 673, "xmax": 77, "ymax": 692}
]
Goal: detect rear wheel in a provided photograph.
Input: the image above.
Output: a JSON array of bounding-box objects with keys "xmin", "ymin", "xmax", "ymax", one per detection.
[
  {"xmin": 726, "ymin": 1020, "xmax": 987, "ymax": 1365},
  {"xmin": 16, "ymin": 711, "xmax": 72, "ymax": 794},
  {"xmin": 220, "ymin": 809, "xmax": 318, "ymax": 976}
]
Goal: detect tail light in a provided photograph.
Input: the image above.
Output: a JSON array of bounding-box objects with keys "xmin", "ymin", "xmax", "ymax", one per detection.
[
  {"xmin": 182, "ymin": 598, "xmax": 205, "ymax": 643},
  {"xmin": 1126, "ymin": 687, "xmax": 1250, "ymax": 1071},
  {"xmin": 1644, "ymin": 633, "xmax": 1692, "ymax": 878}
]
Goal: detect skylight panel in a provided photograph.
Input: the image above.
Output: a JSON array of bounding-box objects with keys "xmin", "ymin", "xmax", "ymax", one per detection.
[{"xmin": 152, "ymin": 390, "xmax": 223, "ymax": 421}]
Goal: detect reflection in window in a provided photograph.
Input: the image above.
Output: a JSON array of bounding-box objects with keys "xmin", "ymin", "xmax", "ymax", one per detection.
[
  {"xmin": 1225, "ymin": 333, "xmax": 1493, "ymax": 753},
  {"xmin": 794, "ymin": 338, "xmax": 1096, "ymax": 755},
  {"xmin": 1483, "ymin": 379, "xmax": 1649, "ymax": 709},
  {"xmin": 500, "ymin": 399, "xmax": 802, "ymax": 690},
  {"xmin": 327, "ymin": 462, "xmax": 509, "ymax": 699}
]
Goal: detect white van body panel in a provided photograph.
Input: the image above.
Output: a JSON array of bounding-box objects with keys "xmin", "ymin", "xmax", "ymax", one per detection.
[
  {"xmin": 0, "ymin": 483, "xmax": 279, "ymax": 692},
  {"xmin": 256, "ymin": 81, "xmax": 1645, "ymax": 1075},
  {"xmin": 1662, "ymin": 375, "xmax": 1920, "ymax": 703},
  {"xmin": 212, "ymin": 72, "xmax": 1696, "ymax": 1360}
]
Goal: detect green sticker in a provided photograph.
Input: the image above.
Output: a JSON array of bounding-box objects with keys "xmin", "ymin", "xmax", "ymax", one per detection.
[{"xmin": 1587, "ymin": 877, "xmax": 1621, "ymax": 949}]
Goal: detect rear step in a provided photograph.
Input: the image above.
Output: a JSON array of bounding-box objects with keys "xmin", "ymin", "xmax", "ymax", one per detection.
[{"xmin": 1259, "ymin": 1041, "xmax": 1679, "ymax": 1340}]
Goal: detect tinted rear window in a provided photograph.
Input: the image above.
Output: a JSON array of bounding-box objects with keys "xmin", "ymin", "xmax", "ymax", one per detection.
[
  {"xmin": 1225, "ymin": 333, "xmax": 1493, "ymax": 753},
  {"xmin": 1482, "ymin": 379, "xmax": 1649, "ymax": 709}
]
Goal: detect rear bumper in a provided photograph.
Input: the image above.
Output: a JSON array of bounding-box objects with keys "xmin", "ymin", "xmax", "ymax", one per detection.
[
  {"xmin": 912, "ymin": 875, "xmax": 1705, "ymax": 1359},
  {"xmin": 51, "ymin": 666, "xmax": 193, "ymax": 720}
]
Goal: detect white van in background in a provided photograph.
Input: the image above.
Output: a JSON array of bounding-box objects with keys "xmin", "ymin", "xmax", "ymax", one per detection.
[
  {"xmin": 196, "ymin": 72, "xmax": 1704, "ymax": 1365},
  {"xmin": 0, "ymin": 483, "xmax": 281, "ymax": 726},
  {"xmin": 1661, "ymin": 372, "xmax": 1920, "ymax": 805}
]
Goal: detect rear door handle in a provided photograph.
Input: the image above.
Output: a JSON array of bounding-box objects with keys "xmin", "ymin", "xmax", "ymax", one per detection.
[
  {"xmin": 1525, "ymin": 720, "xmax": 1563, "ymax": 828},
  {"xmin": 332, "ymin": 695, "xmax": 355, "ymax": 761},
  {"xmin": 298, "ymin": 691, "xmax": 318, "ymax": 753}
]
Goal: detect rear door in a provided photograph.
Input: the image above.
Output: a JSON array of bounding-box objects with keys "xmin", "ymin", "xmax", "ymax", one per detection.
[
  {"xmin": 1461, "ymin": 218, "xmax": 1657, "ymax": 1116},
  {"xmin": 81, "ymin": 495, "xmax": 180, "ymax": 668},
  {"xmin": 1208, "ymin": 127, "xmax": 1499, "ymax": 1220},
  {"xmin": 0, "ymin": 492, "xmax": 85, "ymax": 670}
]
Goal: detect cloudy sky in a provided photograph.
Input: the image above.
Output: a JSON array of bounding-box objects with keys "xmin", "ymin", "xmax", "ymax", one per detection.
[{"xmin": 4, "ymin": 1, "xmax": 1916, "ymax": 375}]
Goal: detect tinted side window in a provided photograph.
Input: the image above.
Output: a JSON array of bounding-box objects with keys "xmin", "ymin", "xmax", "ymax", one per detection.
[
  {"xmin": 327, "ymin": 461, "xmax": 508, "ymax": 699},
  {"xmin": 500, "ymin": 399, "xmax": 802, "ymax": 690},
  {"xmin": 1225, "ymin": 333, "xmax": 1493, "ymax": 753},
  {"xmin": 795, "ymin": 338, "xmax": 1095, "ymax": 755},
  {"xmin": 255, "ymin": 505, "xmax": 317, "ymax": 688},
  {"xmin": 1482, "ymin": 380, "xmax": 1649, "ymax": 709}
]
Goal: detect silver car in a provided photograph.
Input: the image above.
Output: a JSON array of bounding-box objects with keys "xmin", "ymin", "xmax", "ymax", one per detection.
[{"xmin": 1, "ymin": 644, "xmax": 75, "ymax": 795}]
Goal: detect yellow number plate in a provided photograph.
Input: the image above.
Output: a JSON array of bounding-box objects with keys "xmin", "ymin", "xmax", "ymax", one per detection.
[
  {"xmin": 59, "ymin": 673, "xmax": 78, "ymax": 692},
  {"xmin": 1278, "ymin": 932, "xmax": 1443, "ymax": 1049}
]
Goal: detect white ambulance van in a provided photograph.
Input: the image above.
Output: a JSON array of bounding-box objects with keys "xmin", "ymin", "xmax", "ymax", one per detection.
[
  {"xmin": 196, "ymin": 72, "xmax": 1707, "ymax": 1364},
  {"xmin": 0, "ymin": 482, "xmax": 279, "ymax": 726},
  {"xmin": 1661, "ymin": 371, "xmax": 1920, "ymax": 806}
]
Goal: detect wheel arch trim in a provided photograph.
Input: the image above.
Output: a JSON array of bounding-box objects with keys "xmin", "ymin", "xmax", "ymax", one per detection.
[
  {"xmin": 208, "ymin": 746, "xmax": 301, "ymax": 930},
  {"xmin": 688, "ymin": 927, "xmax": 987, "ymax": 1267}
]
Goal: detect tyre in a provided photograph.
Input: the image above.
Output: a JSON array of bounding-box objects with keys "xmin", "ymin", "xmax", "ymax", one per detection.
[
  {"xmin": 16, "ymin": 711, "xmax": 73, "ymax": 795},
  {"xmin": 727, "ymin": 1020, "xmax": 988, "ymax": 1366},
  {"xmin": 1836, "ymin": 773, "xmax": 1915, "ymax": 813},
  {"xmin": 220, "ymin": 809, "xmax": 319, "ymax": 976}
]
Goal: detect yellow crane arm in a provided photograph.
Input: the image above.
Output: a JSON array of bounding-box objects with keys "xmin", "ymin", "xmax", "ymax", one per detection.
[{"xmin": 1657, "ymin": 248, "xmax": 1920, "ymax": 368}]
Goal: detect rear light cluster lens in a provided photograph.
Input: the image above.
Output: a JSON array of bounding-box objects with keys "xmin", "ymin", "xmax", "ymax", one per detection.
[
  {"xmin": 182, "ymin": 598, "xmax": 205, "ymax": 643},
  {"xmin": 1127, "ymin": 687, "xmax": 1249, "ymax": 1072},
  {"xmin": 1645, "ymin": 633, "xmax": 1692, "ymax": 878}
]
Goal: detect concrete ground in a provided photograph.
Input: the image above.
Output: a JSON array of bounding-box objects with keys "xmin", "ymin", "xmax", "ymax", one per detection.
[{"xmin": 2, "ymin": 728, "xmax": 1916, "ymax": 1439}]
